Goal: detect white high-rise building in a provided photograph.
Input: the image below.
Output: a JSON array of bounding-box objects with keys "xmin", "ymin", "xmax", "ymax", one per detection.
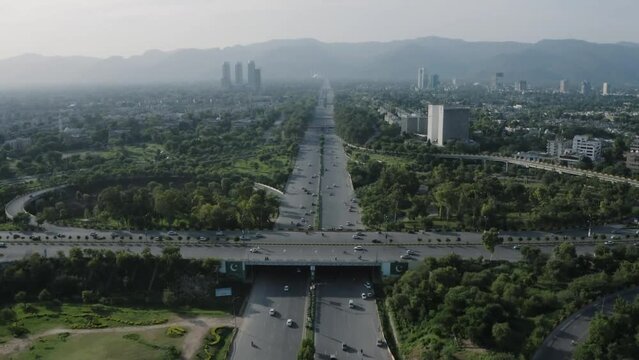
[
  {"xmin": 602, "ymin": 82, "xmax": 610, "ymax": 96},
  {"xmin": 560, "ymin": 79, "xmax": 568, "ymax": 94},
  {"xmin": 427, "ymin": 105, "xmax": 470, "ymax": 146},
  {"xmin": 417, "ymin": 68, "xmax": 425, "ymax": 90}
]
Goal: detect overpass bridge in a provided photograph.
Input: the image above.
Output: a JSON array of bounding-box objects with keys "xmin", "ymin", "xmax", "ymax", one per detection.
[{"xmin": 344, "ymin": 143, "xmax": 639, "ymax": 187}]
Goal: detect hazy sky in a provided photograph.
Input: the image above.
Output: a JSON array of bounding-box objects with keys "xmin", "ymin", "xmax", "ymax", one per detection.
[{"xmin": 1, "ymin": 0, "xmax": 637, "ymax": 59}]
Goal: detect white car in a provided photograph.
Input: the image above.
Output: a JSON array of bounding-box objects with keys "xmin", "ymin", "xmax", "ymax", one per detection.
[
  {"xmin": 512, "ymin": 245, "xmax": 520, "ymax": 250},
  {"xmin": 400, "ymin": 254, "xmax": 410, "ymax": 260},
  {"xmin": 0, "ymin": 242, "xmax": 6, "ymax": 248},
  {"xmin": 349, "ymin": 299, "xmax": 354, "ymax": 308},
  {"xmin": 353, "ymin": 246, "xmax": 364, "ymax": 251},
  {"xmin": 352, "ymin": 234, "xmax": 360, "ymax": 239},
  {"xmin": 361, "ymin": 293, "xmax": 367, "ymax": 299},
  {"xmin": 198, "ymin": 236, "xmax": 208, "ymax": 241},
  {"xmin": 215, "ymin": 230, "xmax": 224, "ymax": 236},
  {"xmin": 269, "ymin": 308, "xmax": 276, "ymax": 316},
  {"xmin": 364, "ymin": 281, "xmax": 372, "ymax": 289},
  {"xmin": 284, "ymin": 285, "xmax": 289, "ymax": 292},
  {"xmin": 286, "ymin": 319, "xmax": 293, "ymax": 327},
  {"xmin": 604, "ymin": 240, "xmax": 614, "ymax": 246},
  {"xmin": 167, "ymin": 231, "xmax": 178, "ymax": 236},
  {"xmin": 406, "ymin": 249, "xmax": 416, "ymax": 255}
]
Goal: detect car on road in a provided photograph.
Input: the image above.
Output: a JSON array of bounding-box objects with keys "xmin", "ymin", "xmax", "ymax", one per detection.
[
  {"xmin": 400, "ymin": 254, "xmax": 410, "ymax": 260},
  {"xmin": 372, "ymin": 239, "xmax": 381, "ymax": 243},
  {"xmin": 376, "ymin": 339, "xmax": 385, "ymax": 347},
  {"xmin": 341, "ymin": 343, "xmax": 347, "ymax": 351},
  {"xmin": 198, "ymin": 236, "xmax": 208, "ymax": 241},
  {"xmin": 269, "ymin": 308, "xmax": 276, "ymax": 316},
  {"xmin": 254, "ymin": 233, "xmax": 264, "ymax": 238},
  {"xmin": 349, "ymin": 299, "xmax": 354, "ymax": 308},
  {"xmin": 361, "ymin": 292, "xmax": 367, "ymax": 299},
  {"xmin": 239, "ymin": 235, "xmax": 250, "ymax": 241},
  {"xmin": 215, "ymin": 230, "xmax": 224, "ymax": 236},
  {"xmin": 346, "ymin": 221, "xmax": 353, "ymax": 226},
  {"xmin": 352, "ymin": 234, "xmax": 360, "ymax": 240},
  {"xmin": 367, "ymin": 292, "xmax": 374, "ymax": 299},
  {"xmin": 0, "ymin": 242, "xmax": 6, "ymax": 248},
  {"xmin": 353, "ymin": 246, "xmax": 364, "ymax": 251},
  {"xmin": 89, "ymin": 232, "xmax": 98, "ymax": 237},
  {"xmin": 249, "ymin": 248, "xmax": 258, "ymax": 253},
  {"xmin": 284, "ymin": 285, "xmax": 289, "ymax": 292},
  {"xmin": 406, "ymin": 249, "xmax": 417, "ymax": 255},
  {"xmin": 329, "ymin": 355, "xmax": 337, "ymax": 360},
  {"xmin": 356, "ymin": 232, "xmax": 365, "ymax": 236},
  {"xmin": 604, "ymin": 240, "xmax": 615, "ymax": 246},
  {"xmin": 364, "ymin": 281, "xmax": 372, "ymax": 289},
  {"xmin": 286, "ymin": 319, "xmax": 294, "ymax": 327},
  {"xmin": 167, "ymin": 231, "xmax": 178, "ymax": 236},
  {"xmin": 512, "ymin": 245, "xmax": 520, "ymax": 250}
]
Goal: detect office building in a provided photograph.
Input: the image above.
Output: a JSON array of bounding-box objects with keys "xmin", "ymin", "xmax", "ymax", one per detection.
[
  {"xmin": 399, "ymin": 113, "xmax": 419, "ymax": 134},
  {"xmin": 572, "ymin": 135, "xmax": 602, "ymax": 161},
  {"xmin": 254, "ymin": 68, "xmax": 262, "ymax": 91},
  {"xmin": 427, "ymin": 105, "xmax": 470, "ymax": 146},
  {"xmin": 428, "ymin": 74, "xmax": 440, "ymax": 90},
  {"xmin": 625, "ymin": 138, "xmax": 639, "ymax": 173},
  {"xmin": 491, "ymin": 72, "xmax": 504, "ymax": 90},
  {"xmin": 221, "ymin": 62, "xmax": 232, "ymax": 88},
  {"xmin": 235, "ymin": 62, "xmax": 243, "ymax": 85},
  {"xmin": 546, "ymin": 139, "xmax": 570, "ymax": 157},
  {"xmin": 602, "ymin": 82, "xmax": 610, "ymax": 96},
  {"xmin": 516, "ymin": 80, "xmax": 527, "ymax": 92},
  {"xmin": 417, "ymin": 68, "xmax": 425, "ymax": 90},
  {"xmin": 580, "ymin": 80, "xmax": 592, "ymax": 96},
  {"xmin": 559, "ymin": 79, "xmax": 568, "ymax": 94},
  {"xmin": 247, "ymin": 60, "xmax": 256, "ymax": 87}
]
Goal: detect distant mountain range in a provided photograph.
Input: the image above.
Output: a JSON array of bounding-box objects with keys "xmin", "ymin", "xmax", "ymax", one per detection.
[{"xmin": 1, "ymin": 37, "xmax": 639, "ymax": 87}]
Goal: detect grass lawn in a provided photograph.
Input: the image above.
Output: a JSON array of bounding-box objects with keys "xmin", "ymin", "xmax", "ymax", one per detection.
[
  {"xmin": 0, "ymin": 303, "xmax": 229, "ymax": 344},
  {"xmin": 2, "ymin": 328, "xmax": 183, "ymax": 360}
]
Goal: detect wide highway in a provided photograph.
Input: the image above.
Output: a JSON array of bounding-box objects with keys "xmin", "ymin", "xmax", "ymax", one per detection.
[
  {"xmin": 231, "ymin": 267, "xmax": 308, "ymax": 360},
  {"xmin": 315, "ymin": 267, "xmax": 390, "ymax": 360},
  {"xmin": 318, "ymin": 82, "xmax": 363, "ymax": 230}
]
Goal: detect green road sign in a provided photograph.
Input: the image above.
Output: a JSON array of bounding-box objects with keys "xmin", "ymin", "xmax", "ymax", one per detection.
[{"xmin": 390, "ymin": 262, "xmax": 409, "ymax": 275}]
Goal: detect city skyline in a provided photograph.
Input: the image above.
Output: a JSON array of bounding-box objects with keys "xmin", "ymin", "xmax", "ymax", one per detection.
[{"xmin": 2, "ymin": 0, "xmax": 639, "ymax": 59}]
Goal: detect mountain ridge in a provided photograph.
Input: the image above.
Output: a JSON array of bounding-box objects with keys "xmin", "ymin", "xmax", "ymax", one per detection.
[{"xmin": 1, "ymin": 37, "xmax": 637, "ymax": 87}]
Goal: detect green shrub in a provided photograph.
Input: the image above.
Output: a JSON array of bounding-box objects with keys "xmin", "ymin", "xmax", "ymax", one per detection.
[
  {"xmin": 9, "ymin": 324, "xmax": 30, "ymax": 337},
  {"xmin": 166, "ymin": 326, "xmax": 188, "ymax": 337}
]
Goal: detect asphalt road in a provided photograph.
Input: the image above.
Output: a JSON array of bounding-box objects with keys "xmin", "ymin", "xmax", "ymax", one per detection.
[
  {"xmin": 318, "ymin": 82, "xmax": 362, "ymax": 230},
  {"xmin": 275, "ymin": 96, "xmax": 323, "ymax": 231},
  {"xmin": 231, "ymin": 267, "xmax": 308, "ymax": 360},
  {"xmin": 314, "ymin": 267, "xmax": 390, "ymax": 360},
  {"xmin": 533, "ymin": 287, "xmax": 639, "ymax": 360},
  {"xmin": 1, "ymin": 226, "xmax": 636, "ymax": 264}
]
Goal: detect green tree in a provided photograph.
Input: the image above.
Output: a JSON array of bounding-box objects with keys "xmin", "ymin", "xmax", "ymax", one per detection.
[{"xmin": 482, "ymin": 228, "xmax": 502, "ymax": 259}]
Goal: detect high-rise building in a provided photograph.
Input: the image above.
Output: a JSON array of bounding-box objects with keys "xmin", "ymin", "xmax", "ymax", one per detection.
[
  {"xmin": 491, "ymin": 72, "xmax": 504, "ymax": 90},
  {"xmin": 560, "ymin": 79, "xmax": 568, "ymax": 94},
  {"xmin": 254, "ymin": 68, "xmax": 262, "ymax": 91},
  {"xmin": 235, "ymin": 62, "xmax": 243, "ymax": 85},
  {"xmin": 399, "ymin": 113, "xmax": 419, "ymax": 134},
  {"xmin": 428, "ymin": 74, "xmax": 440, "ymax": 90},
  {"xmin": 516, "ymin": 80, "xmax": 527, "ymax": 92},
  {"xmin": 572, "ymin": 135, "xmax": 602, "ymax": 161},
  {"xmin": 625, "ymin": 138, "xmax": 639, "ymax": 173},
  {"xmin": 427, "ymin": 105, "xmax": 470, "ymax": 146},
  {"xmin": 417, "ymin": 68, "xmax": 425, "ymax": 90},
  {"xmin": 602, "ymin": 82, "xmax": 610, "ymax": 96},
  {"xmin": 221, "ymin": 62, "xmax": 232, "ymax": 89},
  {"xmin": 580, "ymin": 80, "xmax": 592, "ymax": 96},
  {"xmin": 247, "ymin": 60, "xmax": 256, "ymax": 87}
]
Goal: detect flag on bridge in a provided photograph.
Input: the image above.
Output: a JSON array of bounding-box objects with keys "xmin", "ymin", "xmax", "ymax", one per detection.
[
  {"xmin": 225, "ymin": 261, "xmax": 244, "ymax": 278},
  {"xmin": 390, "ymin": 262, "xmax": 409, "ymax": 275}
]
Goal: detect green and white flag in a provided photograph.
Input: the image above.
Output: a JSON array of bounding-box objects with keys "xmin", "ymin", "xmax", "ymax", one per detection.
[
  {"xmin": 225, "ymin": 261, "xmax": 244, "ymax": 278},
  {"xmin": 390, "ymin": 262, "xmax": 409, "ymax": 275}
]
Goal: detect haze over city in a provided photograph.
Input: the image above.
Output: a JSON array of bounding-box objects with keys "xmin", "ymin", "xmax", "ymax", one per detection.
[
  {"xmin": 2, "ymin": 0, "xmax": 639, "ymax": 59},
  {"xmin": 2, "ymin": 1, "xmax": 639, "ymax": 360}
]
